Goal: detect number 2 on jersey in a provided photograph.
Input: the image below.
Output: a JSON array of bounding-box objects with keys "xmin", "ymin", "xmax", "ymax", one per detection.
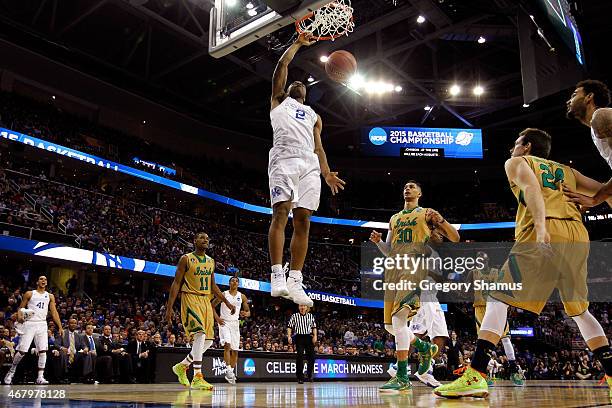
[
  {"xmin": 539, "ymin": 163, "xmax": 564, "ymax": 190},
  {"xmin": 295, "ymin": 109, "xmax": 306, "ymax": 120}
]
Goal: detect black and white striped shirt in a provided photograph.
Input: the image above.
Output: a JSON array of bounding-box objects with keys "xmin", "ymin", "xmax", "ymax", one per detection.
[{"xmin": 288, "ymin": 312, "xmax": 316, "ymax": 335}]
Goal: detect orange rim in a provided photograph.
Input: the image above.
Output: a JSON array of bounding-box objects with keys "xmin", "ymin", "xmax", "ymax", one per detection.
[{"xmin": 295, "ymin": 3, "xmax": 354, "ymax": 41}]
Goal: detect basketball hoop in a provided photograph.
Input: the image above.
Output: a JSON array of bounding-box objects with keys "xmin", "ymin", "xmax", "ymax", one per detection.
[{"xmin": 296, "ymin": 0, "xmax": 355, "ymax": 41}]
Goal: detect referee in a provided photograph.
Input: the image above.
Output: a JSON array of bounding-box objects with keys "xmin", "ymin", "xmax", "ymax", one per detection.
[{"xmin": 287, "ymin": 305, "xmax": 317, "ymax": 383}]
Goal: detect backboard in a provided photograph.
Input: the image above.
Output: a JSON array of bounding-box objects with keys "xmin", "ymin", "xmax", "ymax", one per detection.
[{"xmin": 209, "ymin": 0, "xmax": 330, "ymax": 58}]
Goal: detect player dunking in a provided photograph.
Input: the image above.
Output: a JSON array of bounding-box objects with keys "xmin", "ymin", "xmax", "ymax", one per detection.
[
  {"xmin": 4, "ymin": 275, "xmax": 63, "ymax": 385},
  {"xmin": 165, "ymin": 232, "xmax": 235, "ymax": 390},
  {"xmin": 213, "ymin": 275, "xmax": 250, "ymax": 384},
  {"xmin": 564, "ymin": 80, "xmax": 612, "ymax": 206},
  {"xmin": 435, "ymin": 128, "xmax": 612, "ymax": 399},
  {"xmin": 269, "ymin": 32, "xmax": 346, "ymax": 306},
  {"xmin": 370, "ymin": 180, "xmax": 459, "ymax": 392},
  {"xmin": 465, "ymin": 252, "xmax": 523, "ymax": 386}
]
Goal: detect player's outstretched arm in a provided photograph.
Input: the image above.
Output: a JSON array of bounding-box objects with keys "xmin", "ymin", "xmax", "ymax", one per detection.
[
  {"xmin": 271, "ymin": 32, "xmax": 316, "ymax": 108},
  {"xmin": 314, "ymin": 114, "xmax": 346, "ymax": 195},
  {"xmin": 564, "ymin": 169, "xmax": 612, "ymax": 208},
  {"xmin": 49, "ymin": 294, "xmax": 64, "ymax": 337},
  {"xmin": 17, "ymin": 291, "xmax": 32, "ymax": 323},
  {"xmin": 505, "ymin": 157, "xmax": 549, "ymax": 243},
  {"xmin": 165, "ymin": 255, "xmax": 188, "ymax": 323},
  {"xmin": 426, "ymin": 209, "xmax": 460, "ymax": 242}
]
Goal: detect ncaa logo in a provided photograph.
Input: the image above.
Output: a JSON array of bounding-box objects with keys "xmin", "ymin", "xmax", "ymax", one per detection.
[
  {"xmin": 455, "ymin": 131, "xmax": 474, "ymax": 146},
  {"xmin": 244, "ymin": 358, "xmax": 256, "ymax": 376},
  {"xmin": 369, "ymin": 127, "xmax": 387, "ymax": 145}
]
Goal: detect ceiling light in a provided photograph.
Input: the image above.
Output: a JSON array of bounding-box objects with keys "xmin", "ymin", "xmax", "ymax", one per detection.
[
  {"xmin": 394, "ymin": 85, "xmax": 403, "ymax": 92},
  {"xmin": 424, "ymin": 105, "xmax": 432, "ymax": 111},
  {"xmin": 142, "ymin": 120, "xmax": 146, "ymax": 125},
  {"xmin": 477, "ymin": 36, "xmax": 486, "ymax": 44},
  {"xmin": 416, "ymin": 15, "xmax": 426, "ymax": 24},
  {"xmin": 51, "ymin": 95, "xmax": 56, "ymax": 100},
  {"xmin": 348, "ymin": 74, "xmax": 365, "ymax": 90},
  {"xmin": 247, "ymin": 8, "xmax": 257, "ymax": 16},
  {"xmin": 307, "ymin": 75, "xmax": 315, "ymax": 83},
  {"xmin": 246, "ymin": 2, "xmax": 254, "ymax": 9},
  {"xmin": 473, "ymin": 85, "xmax": 484, "ymax": 96},
  {"xmin": 320, "ymin": 55, "xmax": 329, "ymax": 63},
  {"xmin": 523, "ymin": 103, "xmax": 530, "ymax": 108},
  {"xmin": 449, "ymin": 84, "xmax": 461, "ymax": 96}
]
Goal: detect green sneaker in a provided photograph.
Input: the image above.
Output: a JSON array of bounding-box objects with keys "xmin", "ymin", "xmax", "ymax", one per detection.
[
  {"xmin": 433, "ymin": 367, "xmax": 489, "ymax": 399},
  {"xmin": 191, "ymin": 373, "xmax": 213, "ymax": 390},
  {"xmin": 378, "ymin": 376, "xmax": 412, "ymax": 393},
  {"xmin": 486, "ymin": 376, "xmax": 494, "ymax": 387},
  {"xmin": 510, "ymin": 372, "xmax": 524, "ymax": 386},
  {"xmin": 606, "ymin": 375, "xmax": 611, "ymax": 402},
  {"xmin": 417, "ymin": 342, "xmax": 439, "ymax": 375},
  {"xmin": 172, "ymin": 363, "xmax": 190, "ymax": 387}
]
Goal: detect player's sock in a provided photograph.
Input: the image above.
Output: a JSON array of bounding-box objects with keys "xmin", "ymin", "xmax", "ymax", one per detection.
[
  {"xmin": 193, "ymin": 362, "xmax": 202, "ymax": 375},
  {"xmin": 412, "ymin": 337, "xmax": 429, "ymax": 353},
  {"xmin": 271, "ymin": 264, "xmax": 283, "ymax": 274},
  {"xmin": 180, "ymin": 353, "xmax": 193, "ymax": 366},
  {"xmin": 38, "ymin": 352, "xmax": 47, "ymax": 380},
  {"xmin": 8, "ymin": 351, "xmax": 24, "ymax": 373},
  {"xmin": 501, "ymin": 337, "xmax": 517, "ymax": 373},
  {"xmin": 470, "ymin": 339, "xmax": 495, "ymax": 375},
  {"xmin": 396, "ymin": 360, "xmax": 409, "ymax": 381},
  {"xmin": 592, "ymin": 345, "xmax": 612, "ymax": 376}
]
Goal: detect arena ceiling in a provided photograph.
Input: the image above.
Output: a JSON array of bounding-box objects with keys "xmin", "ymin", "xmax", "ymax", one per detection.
[{"xmin": 0, "ymin": 0, "xmax": 609, "ymax": 153}]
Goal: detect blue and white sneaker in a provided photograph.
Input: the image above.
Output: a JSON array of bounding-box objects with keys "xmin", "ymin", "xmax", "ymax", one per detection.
[{"xmin": 415, "ymin": 362, "xmax": 441, "ymax": 387}]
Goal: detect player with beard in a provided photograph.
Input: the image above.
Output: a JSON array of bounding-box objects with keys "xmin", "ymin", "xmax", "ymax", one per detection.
[{"xmin": 564, "ymin": 80, "xmax": 612, "ymax": 206}]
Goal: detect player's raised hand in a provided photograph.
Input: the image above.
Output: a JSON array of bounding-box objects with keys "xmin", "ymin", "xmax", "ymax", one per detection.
[
  {"xmin": 426, "ymin": 208, "xmax": 445, "ymax": 226},
  {"xmin": 325, "ymin": 172, "xmax": 346, "ymax": 195},
  {"xmin": 296, "ymin": 32, "xmax": 317, "ymax": 46},
  {"xmin": 369, "ymin": 230, "xmax": 382, "ymax": 243}
]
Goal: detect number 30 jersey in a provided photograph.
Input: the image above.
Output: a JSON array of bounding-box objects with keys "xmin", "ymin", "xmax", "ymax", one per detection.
[
  {"xmin": 270, "ymin": 97, "xmax": 317, "ymax": 151},
  {"xmin": 181, "ymin": 252, "xmax": 215, "ymax": 297},
  {"xmin": 510, "ymin": 155, "xmax": 582, "ymax": 237},
  {"xmin": 389, "ymin": 206, "xmax": 431, "ymax": 248},
  {"xmin": 28, "ymin": 290, "xmax": 50, "ymax": 322}
]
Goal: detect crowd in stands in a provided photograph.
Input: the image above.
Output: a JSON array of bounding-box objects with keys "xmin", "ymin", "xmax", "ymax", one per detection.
[
  {"xmin": 0, "ymin": 91, "xmax": 517, "ymax": 222},
  {"xmin": 0, "ymin": 167, "xmax": 360, "ymax": 295},
  {"xmin": 2, "ymin": 269, "xmax": 611, "ymax": 384}
]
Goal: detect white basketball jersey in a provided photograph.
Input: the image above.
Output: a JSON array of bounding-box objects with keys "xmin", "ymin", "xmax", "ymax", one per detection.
[
  {"xmin": 27, "ymin": 290, "xmax": 50, "ymax": 322},
  {"xmin": 220, "ymin": 290, "xmax": 243, "ymax": 322},
  {"xmin": 270, "ymin": 97, "xmax": 317, "ymax": 151},
  {"xmin": 591, "ymin": 126, "xmax": 612, "ymax": 169}
]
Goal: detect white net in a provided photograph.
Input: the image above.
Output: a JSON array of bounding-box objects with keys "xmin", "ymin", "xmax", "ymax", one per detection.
[{"xmin": 296, "ymin": 0, "xmax": 355, "ymax": 41}]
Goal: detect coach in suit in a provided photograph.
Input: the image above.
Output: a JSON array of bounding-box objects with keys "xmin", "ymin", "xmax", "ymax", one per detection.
[
  {"xmin": 93, "ymin": 326, "xmax": 114, "ymax": 383},
  {"xmin": 128, "ymin": 330, "xmax": 152, "ymax": 383},
  {"xmin": 57, "ymin": 318, "xmax": 89, "ymax": 382}
]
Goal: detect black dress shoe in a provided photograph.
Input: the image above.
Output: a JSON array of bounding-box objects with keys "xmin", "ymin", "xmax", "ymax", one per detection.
[{"xmin": 298, "ymin": 379, "xmax": 304, "ymax": 384}]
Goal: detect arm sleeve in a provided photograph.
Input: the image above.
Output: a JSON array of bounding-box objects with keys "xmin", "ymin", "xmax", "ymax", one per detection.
[{"xmin": 375, "ymin": 231, "xmax": 392, "ymax": 256}]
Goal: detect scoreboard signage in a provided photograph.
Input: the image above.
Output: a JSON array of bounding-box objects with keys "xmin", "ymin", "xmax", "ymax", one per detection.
[{"xmin": 362, "ymin": 126, "xmax": 483, "ymax": 159}]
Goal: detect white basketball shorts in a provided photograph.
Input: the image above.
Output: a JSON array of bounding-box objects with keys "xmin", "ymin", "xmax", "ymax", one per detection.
[
  {"xmin": 16, "ymin": 321, "xmax": 48, "ymax": 353},
  {"xmin": 268, "ymin": 146, "xmax": 321, "ymax": 211},
  {"xmin": 410, "ymin": 301, "xmax": 449, "ymax": 339},
  {"xmin": 219, "ymin": 320, "xmax": 240, "ymax": 350}
]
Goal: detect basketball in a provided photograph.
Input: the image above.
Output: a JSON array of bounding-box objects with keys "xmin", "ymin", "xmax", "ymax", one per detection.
[{"xmin": 325, "ymin": 50, "xmax": 357, "ymax": 83}]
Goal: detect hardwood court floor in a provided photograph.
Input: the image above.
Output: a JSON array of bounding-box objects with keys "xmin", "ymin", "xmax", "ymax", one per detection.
[{"xmin": 1, "ymin": 381, "xmax": 610, "ymax": 407}]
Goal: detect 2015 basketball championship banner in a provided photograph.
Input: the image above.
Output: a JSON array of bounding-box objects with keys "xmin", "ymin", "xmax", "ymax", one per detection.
[
  {"xmin": 361, "ymin": 126, "xmax": 483, "ymax": 158},
  {"xmin": 360, "ymin": 242, "xmax": 612, "ymax": 304}
]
